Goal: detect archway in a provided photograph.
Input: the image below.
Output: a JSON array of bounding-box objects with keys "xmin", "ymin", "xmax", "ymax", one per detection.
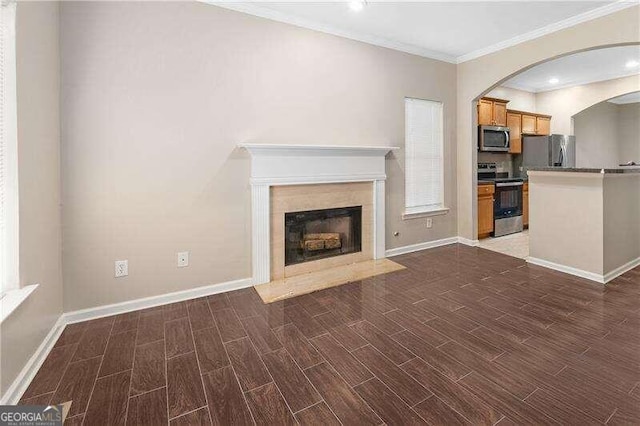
[{"xmin": 461, "ymin": 38, "xmax": 640, "ymax": 242}]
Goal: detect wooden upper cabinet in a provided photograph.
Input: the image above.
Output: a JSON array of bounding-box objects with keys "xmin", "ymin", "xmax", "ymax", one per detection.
[
  {"xmin": 507, "ymin": 112, "xmax": 522, "ymax": 154},
  {"xmin": 493, "ymin": 102, "xmax": 507, "ymax": 126},
  {"xmin": 521, "ymin": 114, "xmax": 536, "ymax": 135},
  {"xmin": 478, "ymin": 99, "xmax": 494, "ymax": 125},
  {"xmin": 536, "ymin": 116, "xmax": 551, "ymax": 135},
  {"xmin": 477, "ymin": 97, "xmax": 509, "ymax": 126}
]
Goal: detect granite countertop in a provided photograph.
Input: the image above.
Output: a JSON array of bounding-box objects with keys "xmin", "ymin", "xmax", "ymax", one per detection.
[{"xmin": 527, "ymin": 167, "xmax": 640, "ymax": 174}]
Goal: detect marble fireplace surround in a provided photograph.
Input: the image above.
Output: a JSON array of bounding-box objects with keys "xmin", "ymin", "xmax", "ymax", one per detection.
[{"xmin": 240, "ymin": 144, "xmax": 398, "ymax": 285}]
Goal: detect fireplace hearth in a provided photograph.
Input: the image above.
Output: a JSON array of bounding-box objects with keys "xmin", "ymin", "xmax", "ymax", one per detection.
[{"xmin": 285, "ymin": 206, "xmax": 362, "ymax": 266}]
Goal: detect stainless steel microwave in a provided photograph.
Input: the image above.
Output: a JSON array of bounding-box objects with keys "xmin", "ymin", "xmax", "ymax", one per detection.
[{"xmin": 479, "ymin": 125, "xmax": 510, "ymax": 152}]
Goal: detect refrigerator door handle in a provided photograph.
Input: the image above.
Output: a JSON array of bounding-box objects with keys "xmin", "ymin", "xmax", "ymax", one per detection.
[{"xmin": 554, "ymin": 144, "xmax": 565, "ymax": 167}]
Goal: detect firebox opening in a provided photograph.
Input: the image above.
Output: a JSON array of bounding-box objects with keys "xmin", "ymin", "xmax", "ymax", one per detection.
[{"xmin": 284, "ymin": 206, "xmax": 362, "ymax": 266}]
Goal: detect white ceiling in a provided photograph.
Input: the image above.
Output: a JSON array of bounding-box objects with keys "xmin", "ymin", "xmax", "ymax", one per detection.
[
  {"xmin": 212, "ymin": 1, "xmax": 637, "ymax": 63},
  {"xmin": 608, "ymin": 91, "xmax": 640, "ymax": 104},
  {"xmin": 502, "ymin": 45, "xmax": 640, "ymax": 92}
]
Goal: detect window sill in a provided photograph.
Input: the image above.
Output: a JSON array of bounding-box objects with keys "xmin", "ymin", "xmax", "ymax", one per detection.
[
  {"xmin": 402, "ymin": 207, "xmax": 450, "ymax": 220},
  {"xmin": 0, "ymin": 284, "xmax": 39, "ymax": 324}
]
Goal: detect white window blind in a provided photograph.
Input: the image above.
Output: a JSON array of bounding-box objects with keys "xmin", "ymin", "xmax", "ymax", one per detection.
[
  {"xmin": 404, "ymin": 97, "xmax": 444, "ymax": 215},
  {"xmin": 1, "ymin": 1, "xmax": 18, "ymax": 295}
]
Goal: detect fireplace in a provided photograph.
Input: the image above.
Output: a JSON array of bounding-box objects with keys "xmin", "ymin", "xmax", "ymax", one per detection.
[{"xmin": 285, "ymin": 206, "xmax": 362, "ymax": 266}]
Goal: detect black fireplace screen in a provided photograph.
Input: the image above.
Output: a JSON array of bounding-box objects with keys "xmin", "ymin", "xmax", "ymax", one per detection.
[{"xmin": 284, "ymin": 206, "xmax": 362, "ymax": 266}]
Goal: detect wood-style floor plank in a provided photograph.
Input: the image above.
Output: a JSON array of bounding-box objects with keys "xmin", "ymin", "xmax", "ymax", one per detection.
[
  {"xmin": 310, "ymin": 334, "xmax": 373, "ymax": 387},
  {"xmin": 136, "ymin": 312, "xmax": 164, "ymax": 345},
  {"xmin": 354, "ymin": 378, "xmax": 427, "ymax": 425},
  {"xmin": 295, "ymin": 402, "xmax": 341, "ymax": 426},
  {"xmin": 167, "ymin": 352, "xmax": 207, "ymax": 419},
  {"xmin": 273, "ymin": 324, "xmax": 324, "ymax": 369},
  {"xmin": 193, "ymin": 326, "xmax": 229, "ymax": 374},
  {"xmin": 352, "ymin": 345, "xmax": 431, "ymax": 406},
  {"xmin": 50, "ymin": 356, "xmax": 101, "ymax": 417},
  {"xmin": 225, "ymin": 337, "xmax": 271, "ymax": 392},
  {"xmin": 126, "ymin": 387, "xmax": 168, "ymax": 426},
  {"xmin": 130, "ymin": 340, "xmax": 166, "ymax": 396},
  {"xmin": 84, "ymin": 370, "xmax": 131, "ymax": 426},
  {"xmin": 170, "ymin": 407, "xmax": 213, "ymax": 426},
  {"xmin": 202, "ymin": 365, "xmax": 254, "ymax": 426},
  {"xmin": 165, "ymin": 317, "xmax": 195, "ymax": 359},
  {"xmin": 99, "ymin": 329, "xmax": 136, "ymax": 377},
  {"xmin": 245, "ymin": 382, "xmax": 297, "ymax": 426},
  {"xmin": 213, "ymin": 308, "xmax": 247, "ymax": 343},
  {"xmin": 261, "ymin": 348, "xmax": 321, "ymax": 412},
  {"xmin": 305, "ymin": 363, "xmax": 382, "ymax": 426},
  {"xmin": 20, "ymin": 344, "xmax": 77, "ymax": 400}
]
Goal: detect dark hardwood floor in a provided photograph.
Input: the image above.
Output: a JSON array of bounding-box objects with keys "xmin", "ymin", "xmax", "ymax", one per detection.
[{"xmin": 19, "ymin": 244, "xmax": 640, "ymax": 425}]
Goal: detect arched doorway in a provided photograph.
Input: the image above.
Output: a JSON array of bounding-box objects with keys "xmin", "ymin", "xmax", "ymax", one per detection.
[{"xmin": 459, "ymin": 42, "xmax": 640, "ymax": 251}]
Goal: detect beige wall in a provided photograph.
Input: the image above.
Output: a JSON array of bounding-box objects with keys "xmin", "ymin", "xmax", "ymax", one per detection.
[
  {"xmin": 60, "ymin": 2, "xmax": 458, "ymax": 311},
  {"xmin": 529, "ymin": 172, "xmax": 604, "ymax": 276},
  {"xmin": 536, "ymin": 74, "xmax": 640, "ymax": 135},
  {"xmin": 618, "ymin": 102, "xmax": 640, "ymax": 163},
  {"xmin": 529, "ymin": 171, "xmax": 640, "ymax": 279},
  {"xmin": 486, "ymin": 86, "xmax": 537, "ymax": 112},
  {"xmin": 574, "ymin": 101, "xmax": 621, "ymax": 168},
  {"xmin": 603, "ymin": 175, "xmax": 640, "ymax": 274},
  {"xmin": 457, "ymin": 6, "xmax": 640, "ymax": 240},
  {"xmin": 1, "ymin": 2, "xmax": 62, "ymax": 395}
]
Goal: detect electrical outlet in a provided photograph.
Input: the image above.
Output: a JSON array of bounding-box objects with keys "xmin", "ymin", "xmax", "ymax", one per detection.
[
  {"xmin": 115, "ymin": 260, "xmax": 128, "ymax": 278},
  {"xmin": 426, "ymin": 218, "xmax": 433, "ymax": 228},
  {"xmin": 177, "ymin": 251, "xmax": 189, "ymax": 268}
]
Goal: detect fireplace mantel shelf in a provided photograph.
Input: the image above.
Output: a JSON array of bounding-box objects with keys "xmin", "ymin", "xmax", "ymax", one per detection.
[{"xmin": 239, "ymin": 143, "xmax": 399, "ymax": 157}]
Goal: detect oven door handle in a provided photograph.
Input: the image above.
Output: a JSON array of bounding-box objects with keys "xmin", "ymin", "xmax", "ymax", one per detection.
[{"xmin": 495, "ymin": 182, "xmax": 523, "ymax": 187}]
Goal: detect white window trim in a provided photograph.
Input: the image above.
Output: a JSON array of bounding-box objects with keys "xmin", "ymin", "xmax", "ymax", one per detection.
[
  {"xmin": 403, "ymin": 97, "xmax": 447, "ymax": 219},
  {"xmin": 1, "ymin": 1, "xmax": 19, "ymax": 296},
  {"xmin": 1, "ymin": 284, "xmax": 38, "ymax": 324}
]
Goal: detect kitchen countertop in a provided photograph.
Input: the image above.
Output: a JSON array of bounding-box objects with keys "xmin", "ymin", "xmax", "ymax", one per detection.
[{"xmin": 527, "ymin": 167, "xmax": 640, "ymax": 174}]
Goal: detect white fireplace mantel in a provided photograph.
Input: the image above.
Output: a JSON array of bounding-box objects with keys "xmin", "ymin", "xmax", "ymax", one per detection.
[{"xmin": 240, "ymin": 143, "xmax": 398, "ymax": 284}]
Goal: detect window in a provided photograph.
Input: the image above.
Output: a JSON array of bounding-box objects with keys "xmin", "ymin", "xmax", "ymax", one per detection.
[
  {"xmin": 404, "ymin": 97, "xmax": 447, "ymax": 217},
  {"xmin": 1, "ymin": 1, "xmax": 18, "ymax": 296}
]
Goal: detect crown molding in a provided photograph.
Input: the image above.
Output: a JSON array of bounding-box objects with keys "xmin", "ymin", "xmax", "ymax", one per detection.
[
  {"xmin": 206, "ymin": 1, "xmax": 457, "ymax": 63},
  {"xmin": 457, "ymin": 0, "xmax": 639, "ymax": 63},
  {"xmin": 204, "ymin": 1, "xmax": 637, "ymax": 65}
]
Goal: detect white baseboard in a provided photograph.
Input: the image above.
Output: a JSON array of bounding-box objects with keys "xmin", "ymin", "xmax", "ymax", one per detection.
[
  {"xmin": 385, "ymin": 237, "xmax": 459, "ymax": 257},
  {"xmin": 528, "ymin": 255, "xmax": 640, "ymax": 284},
  {"xmin": 1, "ymin": 277, "xmax": 253, "ymax": 404},
  {"xmin": 63, "ymin": 277, "xmax": 253, "ymax": 325},
  {"xmin": 1, "ymin": 315, "xmax": 66, "ymax": 405},
  {"xmin": 527, "ymin": 257, "xmax": 605, "ymax": 284},
  {"xmin": 604, "ymin": 257, "xmax": 640, "ymax": 283},
  {"xmin": 457, "ymin": 237, "xmax": 480, "ymax": 247}
]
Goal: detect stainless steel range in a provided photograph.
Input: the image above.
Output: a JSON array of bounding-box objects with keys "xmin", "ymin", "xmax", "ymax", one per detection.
[{"xmin": 478, "ymin": 162, "xmax": 524, "ymax": 237}]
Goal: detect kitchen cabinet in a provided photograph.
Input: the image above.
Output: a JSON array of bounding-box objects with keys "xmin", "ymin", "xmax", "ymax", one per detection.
[
  {"xmin": 523, "ymin": 182, "xmax": 529, "ymax": 227},
  {"xmin": 521, "ymin": 114, "xmax": 537, "ymax": 135},
  {"xmin": 477, "ymin": 97, "xmax": 508, "ymax": 126},
  {"xmin": 478, "ymin": 184, "xmax": 494, "ymax": 238},
  {"xmin": 507, "ymin": 112, "xmax": 522, "ymax": 154},
  {"xmin": 536, "ymin": 116, "xmax": 551, "ymax": 135},
  {"xmin": 478, "ymin": 99, "xmax": 493, "ymax": 126}
]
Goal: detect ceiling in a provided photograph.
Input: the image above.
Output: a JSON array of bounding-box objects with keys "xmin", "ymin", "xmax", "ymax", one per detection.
[
  {"xmin": 502, "ymin": 45, "xmax": 640, "ymax": 92},
  {"xmin": 608, "ymin": 91, "xmax": 640, "ymax": 104},
  {"xmin": 212, "ymin": 1, "xmax": 637, "ymax": 63}
]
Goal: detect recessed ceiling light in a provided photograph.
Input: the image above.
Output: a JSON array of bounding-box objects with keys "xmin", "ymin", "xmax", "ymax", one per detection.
[
  {"xmin": 349, "ymin": 1, "xmax": 365, "ymax": 12},
  {"xmin": 626, "ymin": 60, "xmax": 640, "ymax": 68},
  {"xmin": 548, "ymin": 77, "xmax": 559, "ymax": 84}
]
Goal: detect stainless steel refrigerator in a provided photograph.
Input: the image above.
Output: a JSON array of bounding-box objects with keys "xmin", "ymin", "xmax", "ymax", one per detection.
[{"xmin": 522, "ymin": 134, "xmax": 576, "ymax": 170}]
